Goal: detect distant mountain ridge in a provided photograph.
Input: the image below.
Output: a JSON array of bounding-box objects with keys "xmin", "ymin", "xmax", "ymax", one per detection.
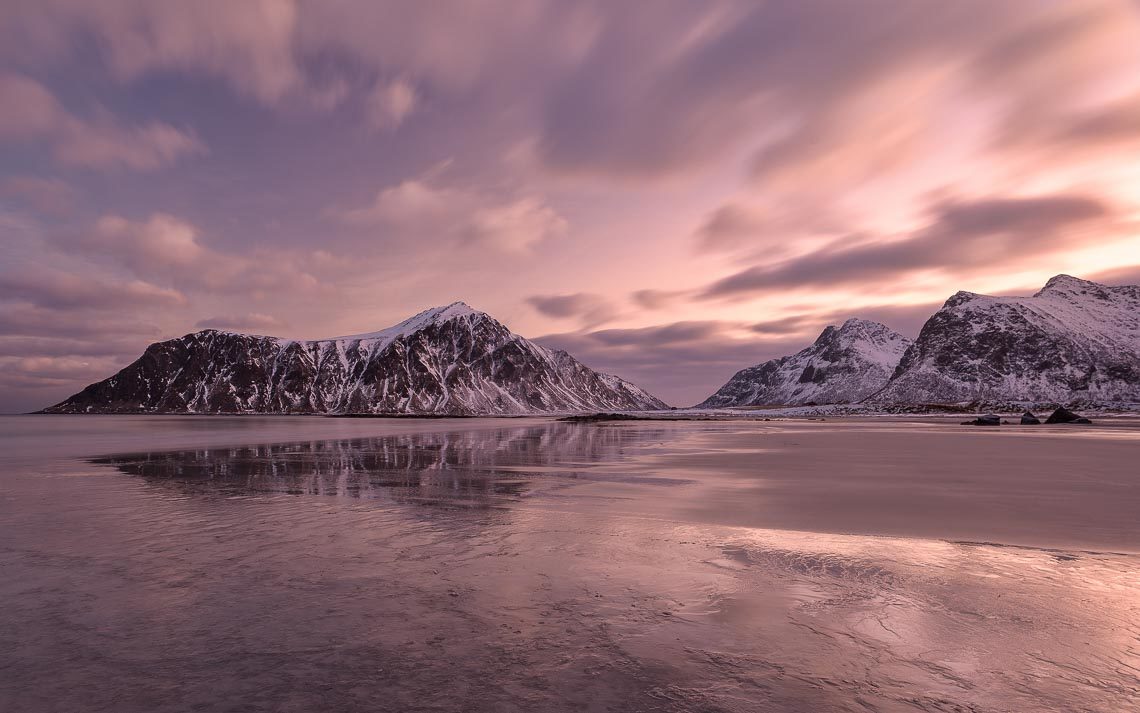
[
  {"xmin": 701, "ymin": 275, "xmax": 1140, "ymax": 408},
  {"xmin": 871, "ymin": 275, "xmax": 1140, "ymax": 405},
  {"xmin": 699, "ymin": 318, "xmax": 912, "ymax": 408},
  {"xmin": 44, "ymin": 302, "xmax": 668, "ymax": 415},
  {"xmin": 44, "ymin": 275, "xmax": 1140, "ymax": 414}
]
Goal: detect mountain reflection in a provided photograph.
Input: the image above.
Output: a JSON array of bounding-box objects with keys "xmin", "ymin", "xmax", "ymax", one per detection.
[{"xmin": 92, "ymin": 423, "xmax": 670, "ymax": 507}]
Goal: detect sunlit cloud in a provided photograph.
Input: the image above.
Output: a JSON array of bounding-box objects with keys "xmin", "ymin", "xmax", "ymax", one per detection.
[
  {"xmin": 0, "ymin": 73, "xmax": 204, "ymax": 170},
  {"xmin": 2, "ymin": 0, "xmax": 1140, "ymax": 411},
  {"xmin": 0, "ymin": 0, "xmax": 302, "ymax": 102},
  {"xmin": 334, "ymin": 179, "xmax": 567, "ymax": 254},
  {"xmin": 0, "ymin": 176, "xmax": 76, "ymax": 216},
  {"xmin": 526, "ymin": 292, "xmax": 617, "ymax": 328},
  {"xmin": 67, "ymin": 213, "xmax": 321, "ymax": 295},
  {"xmin": 366, "ymin": 78, "xmax": 418, "ymax": 131},
  {"xmin": 0, "ymin": 268, "xmax": 186, "ymax": 309},
  {"xmin": 701, "ymin": 193, "xmax": 1118, "ymax": 300}
]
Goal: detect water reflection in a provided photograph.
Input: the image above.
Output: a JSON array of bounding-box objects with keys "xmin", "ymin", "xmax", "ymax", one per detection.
[
  {"xmin": 5, "ymin": 417, "xmax": 1138, "ymax": 712},
  {"xmin": 92, "ymin": 423, "xmax": 672, "ymax": 507}
]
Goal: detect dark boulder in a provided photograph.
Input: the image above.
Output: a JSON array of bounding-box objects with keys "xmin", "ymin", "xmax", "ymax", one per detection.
[
  {"xmin": 1020, "ymin": 411, "xmax": 1041, "ymax": 425},
  {"xmin": 1045, "ymin": 407, "xmax": 1091, "ymax": 424},
  {"xmin": 961, "ymin": 413, "xmax": 1001, "ymax": 426},
  {"xmin": 558, "ymin": 412, "xmax": 647, "ymax": 423}
]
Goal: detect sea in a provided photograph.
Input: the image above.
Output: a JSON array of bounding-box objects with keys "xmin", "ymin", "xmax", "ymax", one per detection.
[{"xmin": 2, "ymin": 414, "xmax": 1138, "ymax": 712}]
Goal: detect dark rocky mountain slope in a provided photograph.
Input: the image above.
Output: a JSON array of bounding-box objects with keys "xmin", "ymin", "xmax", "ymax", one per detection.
[
  {"xmin": 699, "ymin": 319, "xmax": 912, "ymax": 407},
  {"xmin": 44, "ymin": 303, "xmax": 668, "ymax": 415},
  {"xmin": 871, "ymin": 275, "xmax": 1140, "ymax": 405}
]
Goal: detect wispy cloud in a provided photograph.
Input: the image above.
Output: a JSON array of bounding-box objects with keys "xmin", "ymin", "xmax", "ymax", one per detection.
[
  {"xmin": 334, "ymin": 179, "xmax": 567, "ymax": 254},
  {"xmin": 2, "ymin": 1, "xmax": 1140, "ymax": 411},
  {"xmin": 526, "ymin": 292, "xmax": 616, "ymax": 328},
  {"xmin": 0, "ymin": 72, "xmax": 204, "ymax": 170},
  {"xmin": 702, "ymin": 193, "xmax": 1115, "ymax": 299}
]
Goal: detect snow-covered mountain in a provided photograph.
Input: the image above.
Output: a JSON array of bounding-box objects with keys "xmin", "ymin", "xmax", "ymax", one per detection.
[
  {"xmin": 44, "ymin": 302, "xmax": 669, "ymax": 415},
  {"xmin": 698, "ymin": 319, "xmax": 912, "ymax": 408},
  {"xmin": 872, "ymin": 275, "xmax": 1140, "ymax": 405}
]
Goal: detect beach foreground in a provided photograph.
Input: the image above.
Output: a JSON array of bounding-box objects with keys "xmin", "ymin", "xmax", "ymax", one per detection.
[{"xmin": 1, "ymin": 415, "xmax": 1137, "ymax": 712}]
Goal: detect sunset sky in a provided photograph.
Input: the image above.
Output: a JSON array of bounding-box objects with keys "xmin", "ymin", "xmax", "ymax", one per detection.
[{"xmin": 3, "ymin": 0, "xmax": 1140, "ymax": 412}]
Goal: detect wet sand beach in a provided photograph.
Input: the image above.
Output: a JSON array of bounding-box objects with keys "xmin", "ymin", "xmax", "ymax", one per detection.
[{"xmin": 1, "ymin": 415, "xmax": 1138, "ymax": 711}]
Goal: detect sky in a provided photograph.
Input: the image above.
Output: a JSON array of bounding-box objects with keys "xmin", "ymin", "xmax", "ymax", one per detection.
[{"xmin": 3, "ymin": 0, "xmax": 1140, "ymax": 412}]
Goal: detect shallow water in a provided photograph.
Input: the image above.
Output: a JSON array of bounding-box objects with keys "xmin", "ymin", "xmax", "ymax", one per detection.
[{"xmin": 1, "ymin": 415, "xmax": 1138, "ymax": 712}]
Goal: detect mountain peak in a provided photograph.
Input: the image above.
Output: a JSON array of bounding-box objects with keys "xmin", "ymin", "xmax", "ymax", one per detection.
[
  {"xmin": 837, "ymin": 317, "xmax": 892, "ymax": 334},
  {"xmin": 402, "ymin": 300, "xmax": 484, "ymax": 323},
  {"xmin": 330, "ymin": 301, "xmax": 490, "ymax": 342},
  {"xmin": 699, "ymin": 316, "xmax": 911, "ymax": 408},
  {"xmin": 944, "ymin": 290, "xmax": 981, "ymax": 308},
  {"xmin": 1036, "ymin": 274, "xmax": 1101, "ymax": 296},
  {"xmin": 431, "ymin": 301, "xmax": 479, "ymax": 317},
  {"xmin": 812, "ymin": 318, "xmax": 885, "ymax": 345},
  {"xmin": 814, "ymin": 319, "xmax": 902, "ymax": 349}
]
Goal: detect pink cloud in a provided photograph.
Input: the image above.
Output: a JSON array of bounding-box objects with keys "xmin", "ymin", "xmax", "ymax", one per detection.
[
  {"xmin": 0, "ymin": 176, "xmax": 76, "ymax": 215},
  {"xmin": 91, "ymin": 214, "xmax": 205, "ymax": 271},
  {"xmin": 0, "ymin": 73, "xmax": 60, "ymax": 136},
  {"xmin": 366, "ymin": 78, "xmax": 418, "ymax": 130},
  {"xmin": 55, "ymin": 120, "xmax": 205, "ymax": 171},
  {"xmin": 0, "ymin": 72, "xmax": 204, "ymax": 170},
  {"xmin": 526, "ymin": 292, "xmax": 616, "ymax": 327},
  {"xmin": 629, "ymin": 289, "xmax": 685, "ymax": 311},
  {"xmin": 195, "ymin": 313, "xmax": 284, "ymax": 331},
  {"xmin": 3, "ymin": 1, "xmax": 1140, "ymax": 412},
  {"xmin": 701, "ymin": 193, "xmax": 1117, "ymax": 300},
  {"xmin": 335, "ymin": 178, "xmax": 567, "ymax": 254},
  {"xmin": 79, "ymin": 213, "xmax": 320, "ymax": 295},
  {"xmin": 0, "ymin": 268, "xmax": 186, "ymax": 309},
  {"xmin": 1, "ymin": 0, "xmax": 301, "ymax": 103}
]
